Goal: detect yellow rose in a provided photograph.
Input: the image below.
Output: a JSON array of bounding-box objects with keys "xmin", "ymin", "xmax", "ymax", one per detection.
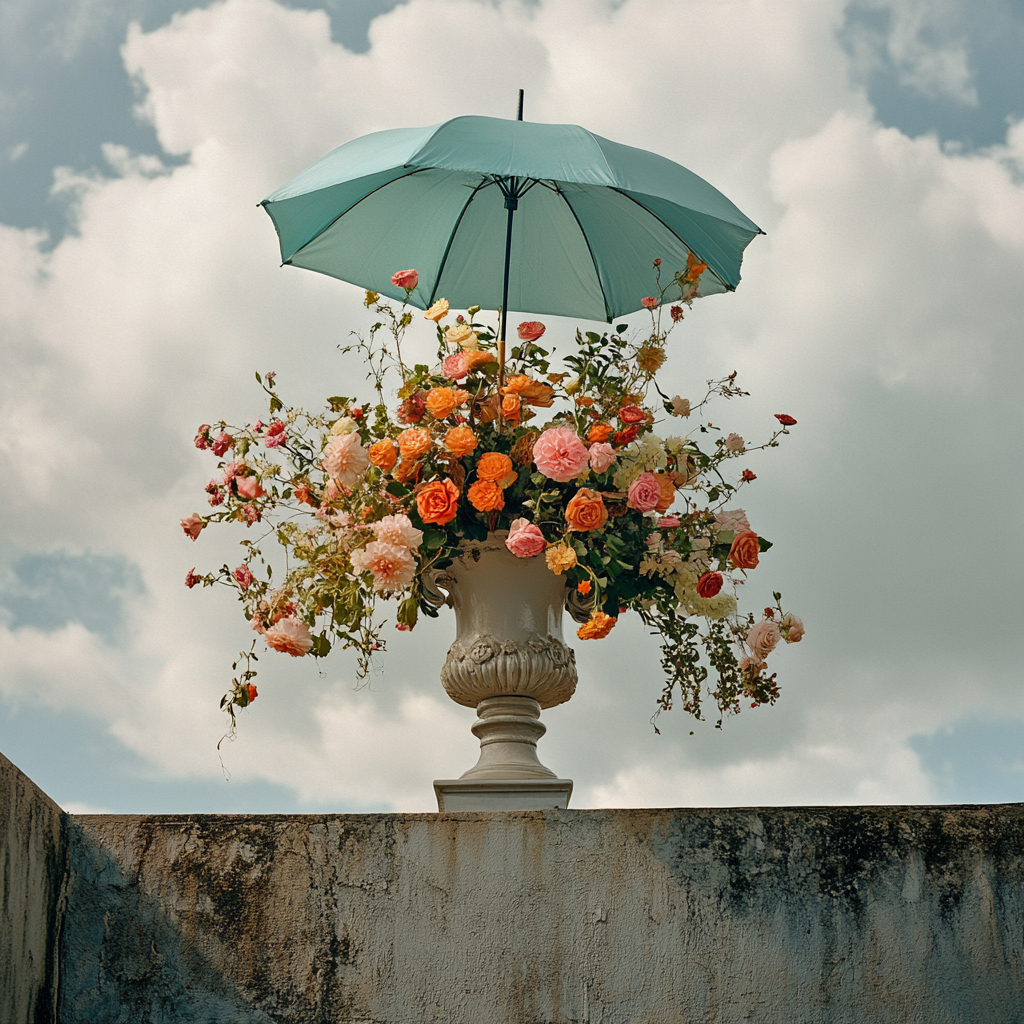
[
  {"xmin": 445, "ymin": 324, "xmax": 479, "ymax": 349},
  {"xmin": 424, "ymin": 298, "xmax": 449, "ymax": 322}
]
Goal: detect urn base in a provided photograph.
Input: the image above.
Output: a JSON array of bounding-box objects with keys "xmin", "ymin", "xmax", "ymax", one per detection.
[{"xmin": 433, "ymin": 776, "xmax": 573, "ymax": 812}]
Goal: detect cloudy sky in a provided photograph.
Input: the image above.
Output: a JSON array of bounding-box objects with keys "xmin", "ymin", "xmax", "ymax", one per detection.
[{"xmin": 1, "ymin": 0, "xmax": 1022, "ymax": 814}]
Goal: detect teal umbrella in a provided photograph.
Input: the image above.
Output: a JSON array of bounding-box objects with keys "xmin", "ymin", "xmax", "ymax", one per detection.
[{"xmin": 262, "ymin": 105, "xmax": 762, "ymax": 350}]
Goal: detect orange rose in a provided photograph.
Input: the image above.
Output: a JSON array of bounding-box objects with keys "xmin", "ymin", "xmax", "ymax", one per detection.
[
  {"xmin": 729, "ymin": 530, "xmax": 760, "ymax": 569},
  {"xmin": 398, "ymin": 427, "xmax": 432, "ymax": 460},
  {"xmin": 476, "ymin": 452, "xmax": 514, "ymax": 484},
  {"xmin": 425, "ymin": 386, "xmax": 469, "ymax": 420},
  {"xmin": 588, "ymin": 423, "xmax": 613, "ymax": 443},
  {"xmin": 393, "ymin": 459, "xmax": 420, "ymax": 485},
  {"xmin": 444, "ymin": 425, "xmax": 478, "ymax": 458},
  {"xmin": 502, "ymin": 374, "xmax": 555, "ymax": 407},
  {"xmin": 565, "ymin": 488, "xmax": 608, "ymax": 532},
  {"xmin": 654, "ymin": 472, "xmax": 676, "ymax": 513},
  {"xmin": 464, "ymin": 350, "xmax": 497, "ymax": 375},
  {"xmin": 468, "ymin": 479, "xmax": 504, "ymax": 512},
  {"xmin": 501, "ymin": 393, "xmax": 521, "ymax": 424},
  {"xmin": 367, "ymin": 438, "xmax": 398, "ymax": 472},
  {"xmin": 416, "ymin": 478, "xmax": 460, "ymax": 525},
  {"xmin": 577, "ymin": 611, "xmax": 616, "ymax": 640}
]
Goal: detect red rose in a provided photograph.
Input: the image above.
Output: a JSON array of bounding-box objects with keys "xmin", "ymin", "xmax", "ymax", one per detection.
[
  {"xmin": 653, "ymin": 258, "xmax": 662, "ymax": 266},
  {"xmin": 391, "ymin": 269, "xmax": 418, "ymax": 290},
  {"xmin": 696, "ymin": 572, "xmax": 723, "ymax": 599},
  {"xmin": 517, "ymin": 321, "xmax": 546, "ymax": 341},
  {"xmin": 775, "ymin": 414, "xmax": 797, "ymax": 426},
  {"xmin": 619, "ymin": 405, "xmax": 645, "ymax": 424},
  {"xmin": 728, "ymin": 530, "xmax": 760, "ymax": 570},
  {"xmin": 670, "ymin": 305, "xmax": 684, "ymax": 322},
  {"xmin": 741, "ymin": 469, "xmax": 757, "ymax": 482},
  {"xmin": 612, "ymin": 425, "xmax": 638, "ymax": 446}
]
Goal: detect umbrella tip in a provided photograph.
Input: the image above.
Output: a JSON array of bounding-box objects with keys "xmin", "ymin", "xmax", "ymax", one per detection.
[{"xmin": 517, "ymin": 89, "xmax": 524, "ymax": 121}]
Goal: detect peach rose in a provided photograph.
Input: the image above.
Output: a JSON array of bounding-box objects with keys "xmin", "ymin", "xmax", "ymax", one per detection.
[
  {"xmin": 577, "ymin": 611, "xmax": 617, "ymax": 640},
  {"xmin": 729, "ymin": 530, "xmax": 760, "ymax": 569},
  {"xmin": 416, "ymin": 478, "xmax": 460, "ymax": 525},
  {"xmin": 425, "ymin": 386, "xmax": 469, "ymax": 420},
  {"xmin": 746, "ymin": 619, "xmax": 781, "ymax": 661},
  {"xmin": 368, "ymin": 439, "xmax": 398, "ymax": 472},
  {"xmin": 442, "ymin": 352, "xmax": 469, "ymax": 380},
  {"xmin": 588, "ymin": 442, "xmax": 617, "ymax": 473},
  {"xmin": 565, "ymin": 488, "xmax": 608, "ymax": 532},
  {"xmin": 181, "ymin": 513, "xmax": 205, "ymax": 540},
  {"xmin": 654, "ymin": 472, "xmax": 676, "ymax": 513},
  {"xmin": 627, "ymin": 472, "xmax": 661, "ymax": 512},
  {"xmin": 264, "ymin": 616, "xmax": 313, "ymax": 657},
  {"xmin": 781, "ymin": 613, "xmax": 805, "ymax": 643},
  {"xmin": 468, "ymin": 479, "xmax": 504, "ymax": 512},
  {"xmin": 476, "ymin": 452, "xmax": 515, "ymax": 485},
  {"xmin": 505, "ymin": 518, "xmax": 546, "ymax": 557},
  {"xmin": 444, "ymin": 425, "xmax": 478, "ymax": 458},
  {"xmin": 533, "ymin": 426, "xmax": 590, "ymax": 482},
  {"xmin": 398, "ymin": 427, "xmax": 432, "ymax": 461},
  {"xmin": 725, "ymin": 433, "xmax": 745, "ymax": 452},
  {"xmin": 323, "ymin": 432, "xmax": 369, "ymax": 488},
  {"xmin": 588, "ymin": 423, "xmax": 613, "ymax": 443},
  {"xmin": 424, "ymin": 298, "xmax": 449, "ymax": 321},
  {"xmin": 391, "ymin": 269, "xmax": 418, "ymax": 290}
]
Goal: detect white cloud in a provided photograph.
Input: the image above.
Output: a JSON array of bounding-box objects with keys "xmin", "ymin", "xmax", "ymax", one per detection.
[{"xmin": 1, "ymin": 0, "xmax": 1022, "ymax": 811}]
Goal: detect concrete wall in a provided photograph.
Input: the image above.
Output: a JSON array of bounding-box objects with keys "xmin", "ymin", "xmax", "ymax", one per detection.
[
  {"xmin": 0, "ymin": 751, "xmax": 66, "ymax": 1024},
  {"xmin": 60, "ymin": 805, "xmax": 1024, "ymax": 1024}
]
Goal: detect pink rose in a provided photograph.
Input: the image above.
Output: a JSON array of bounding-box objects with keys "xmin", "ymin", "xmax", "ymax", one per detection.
[
  {"xmin": 442, "ymin": 352, "xmax": 469, "ymax": 380},
  {"xmin": 391, "ymin": 269, "xmax": 418, "ymax": 290},
  {"xmin": 532, "ymin": 426, "xmax": 590, "ymax": 482},
  {"xmin": 517, "ymin": 321, "xmax": 546, "ymax": 341},
  {"xmin": 181, "ymin": 513, "xmax": 205, "ymax": 540},
  {"xmin": 746, "ymin": 619, "xmax": 781, "ymax": 661},
  {"xmin": 264, "ymin": 420, "xmax": 287, "ymax": 448},
  {"xmin": 781, "ymin": 613, "xmax": 805, "ymax": 643},
  {"xmin": 627, "ymin": 472, "xmax": 661, "ymax": 511},
  {"xmin": 641, "ymin": 296, "xmax": 659, "ymax": 309},
  {"xmin": 588, "ymin": 442, "xmax": 617, "ymax": 473},
  {"xmin": 233, "ymin": 564, "xmax": 254, "ymax": 589},
  {"xmin": 235, "ymin": 476, "xmax": 264, "ymax": 499},
  {"xmin": 194, "ymin": 425, "xmax": 210, "ymax": 450},
  {"xmin": 658, "ymin": 515, "xmax": 681, "ymax": 529},
  {"xmin": 505, "ymin": 519, "xmax": 546, "ymax": 558},
  {"xmin": 212, "ymin": 432, "xmax": 233, "ymax": 457}
]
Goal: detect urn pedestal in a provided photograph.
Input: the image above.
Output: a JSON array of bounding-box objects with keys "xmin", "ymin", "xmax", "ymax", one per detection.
[{"xmin": 431, "ymin": 534, "xmax": 576, "ymax": 811}]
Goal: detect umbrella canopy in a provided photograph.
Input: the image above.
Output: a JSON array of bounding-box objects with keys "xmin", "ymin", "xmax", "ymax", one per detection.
[{"xmin": 261, "ymin": 115, "xmax": 762, "ymax": 323}]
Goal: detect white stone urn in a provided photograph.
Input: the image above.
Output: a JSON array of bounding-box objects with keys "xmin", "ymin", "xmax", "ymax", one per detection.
[{"xmin": 429, "ymin": 532, "xmax": 579, "ymax": 810}]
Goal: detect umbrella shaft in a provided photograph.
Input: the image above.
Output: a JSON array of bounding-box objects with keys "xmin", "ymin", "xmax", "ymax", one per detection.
[{"xmin": 498, "ymin": 193, "xmax": 517, "ymax": 392}]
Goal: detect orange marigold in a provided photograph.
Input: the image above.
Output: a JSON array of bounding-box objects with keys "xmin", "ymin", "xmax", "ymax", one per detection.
[
  {"xmin": 367, "ymin": 438, "xmax": 398, "ymax": 472},
  {"xmin": 564, "ymin": 488, "xmax": 608, "ymax": 532},
  {"xmin": 577, "ymin": 611, "xmax": 616, "ymax": 640},
  {"xmin": 444, "ymin": 424, "xmax": 478, "ymax": 458},
  {"xmin": 467, "ymin": 479, "xmax": 504, "ymax": 512},
  {"xmin": 398, "ymin": 427, "xmax": 432, "ymax": 460},
  {"xmin": 588, "ymin": 423, "xmax": 613, "ymax": 443},
  {"xmin": 425, "ymin": 386, "xmax": 470, "ymax": 420},
  {"xmin": 476, "ymin": 452, "xmax": 516, "ymax": 488}
]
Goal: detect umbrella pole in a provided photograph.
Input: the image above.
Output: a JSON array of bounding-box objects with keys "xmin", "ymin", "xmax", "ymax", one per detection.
[{"xmin": 497, "ymin": 91, "xmax": 524, "ymax": 431}]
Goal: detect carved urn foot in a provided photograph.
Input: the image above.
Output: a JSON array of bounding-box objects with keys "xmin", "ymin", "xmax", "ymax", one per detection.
[{"xmin": 431, "ymin": 534, "xmax": 576, "ymax": 811}]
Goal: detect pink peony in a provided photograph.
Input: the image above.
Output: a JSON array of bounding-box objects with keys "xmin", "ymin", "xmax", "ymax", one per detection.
[
  {"xmin": 372, "ymin": 513, "xmax": 423, "ymax": 551},
  {"xmin": 517, "ymin": 321, "xmax": 546, "ymax": 341},
  {"xmin": 588, "ymin": 442, "xmax": 617, "ymax": 473},
  {"xmin": 627, "ymin": 472, "xmax": 661, "ymax": 511},
  {"xmin": 323, "ymin": 431, "xmax": 369, "ymax": 488},
  {"xmin": 442, "ymin": 352, "xmax": 469, "ymax": 380},
  {"xmin": 505, "ymin": 519, "xmax": 546, "ymax": 558},
  {"xmin": 233, "ymin": 564, "xmax": 254, "ymax": 589},
  {"xmin": 746, "ymin": 619, "xmax": 782, "ymax": 661},
  {"xmin": 532, "ymin": 426, "xmax": 590, "ymax": 482},
  {"xmin": 641, "ymin": 296, "xmax": 659, "ymax": 309},
  {"xmin": 264, "ymin": 616, "xmax": 313, "ymax": 657},
  {"xmin": 350, "ymin": 540, "xmax": 417, "ymax": 594},
  {"xmin": 391, "ymin": 269, "xmax": 418, "ymax": 290},
  {"xmin": 235, "ymin": 476, "xmax": 264, "ymax": 499},
  {"xmin": 658, "ymin": 515, "xmax": 681, "ymax": 529},
  {"xmin": 715, "ymin": 508, "xmax": 751, "ymax": 534},
  {"xmin": 181, "ymin": 513, "xmax": 205, "ymax": 540}
]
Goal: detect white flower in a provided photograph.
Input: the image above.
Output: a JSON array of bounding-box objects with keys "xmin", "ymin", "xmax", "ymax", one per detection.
[
  {"xmin": 663, "ymin": 436, "xmax": 686, "ymax": 456},
  {"xmin": 322, "ymin": 432, "xmax": 369, "ymax": 488},
  {"xmin": 330, "ymin": 416, "xmax": 358, "ymax": 435},
  {"xmin": 350, "ymin": 541, "xmax": 416, "ymax": 594},
  {"xmin": 725, "ymin": 433, "xmax": 745, "ymax": 452},
  {"xmin": 372, "ymin": 513, "xmax": 423, "ymax": 552},
  {"xmin": 612, "ymin": 434, "xmax": 667, "ymax": 489},
  {"xmin": 670, "ymin": 396, "xmax": 691, "ymax": 417}
]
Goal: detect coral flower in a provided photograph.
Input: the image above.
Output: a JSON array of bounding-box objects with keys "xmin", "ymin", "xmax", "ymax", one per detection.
[
  {"xmin": 654, "ymin": 472, "xmax": 676, "ymax": 513},
  {"xmin": 416, "ymin": 478, "xmax": 460, "ymax": 525},
  {"xmin": 264, "ymin": 616, "xmax": 313, "ymax": 657},
  {"xmin": 425, "ymin": 386, "xmax": 470, "ymax": 420},
  {"xmin": 368, "ymin": 438, "xmax": 398, "ymax": 472},
  {"xmin": 533, "ymin": 426, "xmax": 590, "ymax": 482},
  {"xmin": 424, "ymin": 298, "xmax": 449, "ymax": 321},
  {"xmin": 444, "ymin": 424, "xmax": 478, "ymax": 458},
  {"xmin": 212, "ymin": 432, "xmax": 233, "ymax": 457},
  {"xmin": 746, "ymin": 619, "xmax": 781, "ymax": 660},
  {"xmin": 391, "ymin": 269, "xmax": 418, "ymax": 290},
  {"xmin": 323, "ymin": 432, "xmax": 370, "ymax": 488},
  {"xmin": 505, "ymin": 519, "xmax": 546, "ymax": 557},
  {"xmin": 565, "ymin": 488, "xmax": 608, "ymax": 532},
  {"xmin": 588, "ymin": 423, "xmax": 613, "ymax": 444},
  {"xmin": 729, "ymin": 530, "xmax": 761, "ymax": 569},
  {"xmin": 641, "ymin": 296, "xmax": 659, "ymax": 309},
  {"xmin": 517, "ymin": 321, "xmax": 546, "ymax": 341},
  {"xmin": 398, "ymin": 427, "xmax": 432, "ymax": 461},
  {"xmin": 577, "ymin": 611, "xmax": 617, "ymax": 640},
  {"xmin": 351, "ymin": 540, "xmax": 417, "ymax": 594},
  {"xmin": 476, "ymin": 452, "xmax": 515, "ymax": 485},
  {"xmin": 545, "ymin": 544, "xmax": 577, "ymax": 574},
  {"xmin": 265, "ymin": 420, "xmax": 287, "ymax": 448},
  {"xmin": 181, "ymin": 513, "xmax": 205, "ymax": 540},
  {"xmin": 468, "ymin": 479, "xmax": 504, "ymax": 512}
]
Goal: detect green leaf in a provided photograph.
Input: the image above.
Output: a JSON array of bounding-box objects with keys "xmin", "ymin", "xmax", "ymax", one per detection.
[
  {"xmin": 269, "ymin": 394, "xmax": 283, "ymax": 414},
  {"xmin": 423, "ymin": 529, "xmax": 445, "ymax": 550},
  {"xmin": 255, "ymin": 371, "xmax": 262, "ymax": 384},
  {"xmin": 386, "ymin": 480, "xmax": 410, "ymax": 497},
  {"xmin": 758, "ymin": 537, "xmax": 773, "ymax": 553},
  {"xmin": 310, "ymin": 633, "xmax": 331, "ymax": 658},
  {"xmin": 615, "ymin": 324, "xmax": 628, "ymax": 334}
]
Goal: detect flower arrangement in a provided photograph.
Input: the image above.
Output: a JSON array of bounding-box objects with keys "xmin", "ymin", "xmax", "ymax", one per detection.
[{"xmin": 183, "ymin": 260, "xmax": 802, "ymax": 729}]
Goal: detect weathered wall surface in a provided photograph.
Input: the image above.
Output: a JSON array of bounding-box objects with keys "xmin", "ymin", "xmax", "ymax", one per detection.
[
  {"xmin": 61, "ymin": 805, "xmax": 1024, "ymax": 1024},
  {"xmin": 0, "ymin": 751, "xmax": 66, "ymax": 1024}
]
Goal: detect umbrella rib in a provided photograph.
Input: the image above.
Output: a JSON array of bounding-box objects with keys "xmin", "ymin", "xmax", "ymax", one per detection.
[
  {"xmin": 555, "ymin": 186, "xmax": 613, "ymax": 323},
  {"xmin": 428, "ymin": 177, "xmax": 494, "ymax": 306},
  {"xmin": 610, "ymin": 188, "xmax": 730, "ymax": 292}
]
